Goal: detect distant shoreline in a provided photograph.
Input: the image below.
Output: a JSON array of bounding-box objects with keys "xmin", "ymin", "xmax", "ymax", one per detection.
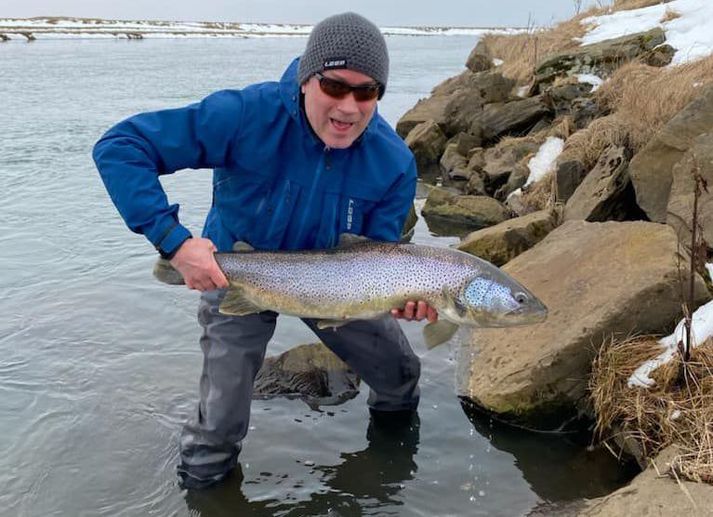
[{"xmin": 0, "ymin": 16, "xmax": 522, "ymax": 42}]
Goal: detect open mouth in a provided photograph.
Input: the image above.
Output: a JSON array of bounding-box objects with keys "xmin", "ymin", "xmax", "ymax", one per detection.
[{"xmin": 330, "ymin": 118, "xmax": 354, "ymax": 131}]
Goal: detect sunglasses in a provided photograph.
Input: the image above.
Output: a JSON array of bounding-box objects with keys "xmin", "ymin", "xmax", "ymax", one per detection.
[{"xmin": 314, "ymin": 72, "xmax": 382, "ymax": 102}]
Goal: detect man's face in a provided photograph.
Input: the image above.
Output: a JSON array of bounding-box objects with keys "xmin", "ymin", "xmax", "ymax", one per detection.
[{"xmin": 301, "ymin": 69, "xmax": 379, "ymax": 149}]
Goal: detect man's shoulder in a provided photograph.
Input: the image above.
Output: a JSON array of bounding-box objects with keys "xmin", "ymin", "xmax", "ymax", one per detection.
[{"xmin": 365, "ymin": 115, "xmax": 415, "ymax": 167}]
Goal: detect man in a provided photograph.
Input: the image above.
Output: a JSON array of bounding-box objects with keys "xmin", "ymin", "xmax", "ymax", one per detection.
[{"xmin": 93, "ymin": 12, "xmax": 436, "ymax": 490}]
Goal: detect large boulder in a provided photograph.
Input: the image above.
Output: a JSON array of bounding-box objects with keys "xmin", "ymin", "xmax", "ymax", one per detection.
[
  {"xmin": 563, "ymin": 145, "xmax": 632, "ymax": 222},
  {"xmin": 554, "ymin": 159, "xmax": 588, "ymax": 203},
  {"xmin": 666, "ymin": 132, "xmax": 713, "ymax": 249},
  {"xmin": 629, "ymin": 84, "xmax": 713, "ymax": 223},
  {"xmin": 481, "ymin": 136, "xmax": 543, "ymax": 194},
  {"xmin": 579, "ymin": 446, "xmax": 713, "ymax": 516},
  {"xmin": 404, "ymin": 120, "xmax": 447, "ymax": 178},
  {"xmin": 422, "ymin": 188, "xmax": 510, "ymax": 230},
  {"xmin": 533, "ymin": 28, "xmax": 666, "ymax": 91},
  {"xmin": 460, "ymin": 221, "xmax": 710, "ymax": 428},
  {"xmin": 395, "ymin": 95, "xmax": 453, "ymax": 139},
  {"xmin": 457, "ymin": 209, "xmax": 558, "ymax": 266},
  {"xmin": 254, "ymin": 342, "xmax": 360, "ymax": 409}
]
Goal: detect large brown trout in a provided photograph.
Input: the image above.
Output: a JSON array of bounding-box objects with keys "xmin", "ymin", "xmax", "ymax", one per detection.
[{"xmin": 154, "ymin": 236, "xmax": 547, "ymax": 348}]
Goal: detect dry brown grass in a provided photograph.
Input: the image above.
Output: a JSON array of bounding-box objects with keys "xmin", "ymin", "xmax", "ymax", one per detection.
[
  {"xmin": 560, "ymin": 114, "xmax": 630, "ymax": 169},
  {"xmin": 591, "ymin": 335, "xmax": 713, "ymax": 483},
  {"xmin": 614, "ymin": 0, "xmax": 672, "ymax": 9},
  {"xmin": 595, "ymin": 56, "xmax": 713, "ymax": 151},
  {"xmin": 481, "ymin": 6, "xmax": 607, "ymax": 83}
]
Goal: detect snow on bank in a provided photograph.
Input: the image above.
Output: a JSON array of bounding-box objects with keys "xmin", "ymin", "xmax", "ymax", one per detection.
[
  {"xmin": 628, "ymin": 287, "xmax": 713, "ymax": 388},
  {"xmin": 0, "ymin": 17, "xmax": 516, "ymax": 40},
  {"xmin": 580, "ymin": 0, "xmax": 713, "ymax": 66},
  {"xmin": 524, "ymin": 137, "xmax": 564, "ymax": 188}
]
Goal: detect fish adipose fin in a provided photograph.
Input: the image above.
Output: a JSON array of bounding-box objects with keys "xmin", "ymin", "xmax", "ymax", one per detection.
[
  {"xmin": 153, "ymin": 258, "xmax": 185, "ymax": 285},
  {"xmin": 316, "ymin": 319, "xmax": 352, "ymax": 330},
  {"xmin": 218, "ymin": 288, "xmax": 263, "ymax": 316},
  {"xmin": 423, "ymin": 320, "xmax": 460, "ymax": 349},
  {"xmin": 232, "ymin": 240, "xmax": 255, "ymax": 252}
]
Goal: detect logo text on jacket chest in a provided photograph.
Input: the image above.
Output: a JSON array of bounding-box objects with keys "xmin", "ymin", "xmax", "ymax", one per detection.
[{"xmin": 346, "ymin": 199, "xmax": 355, "ymax": 230}]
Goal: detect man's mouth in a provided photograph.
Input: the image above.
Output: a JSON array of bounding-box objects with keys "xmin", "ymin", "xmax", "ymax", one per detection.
[{"xmin": 330, "ymin": 118, "xmax": 354, "ymax": 131}]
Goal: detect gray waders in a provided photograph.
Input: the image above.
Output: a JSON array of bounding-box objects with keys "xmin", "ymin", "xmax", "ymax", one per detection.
[{"xmin": 178, "ymin": 289, "xmax": 421, "ymax": 488}]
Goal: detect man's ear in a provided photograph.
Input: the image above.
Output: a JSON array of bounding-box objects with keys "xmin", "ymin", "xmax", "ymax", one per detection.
[{"xmin": 300, "ymin": 83, "xmax": 306, "ymax": 95}]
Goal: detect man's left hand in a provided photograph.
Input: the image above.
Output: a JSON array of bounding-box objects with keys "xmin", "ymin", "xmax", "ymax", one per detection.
[{"xmin": 391, "ymin": 301, "xmax": 438, "ymax": 323}]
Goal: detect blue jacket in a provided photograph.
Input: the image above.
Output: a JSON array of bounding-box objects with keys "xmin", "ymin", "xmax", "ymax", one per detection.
[{"xmin": 93, "ymin": 58, "xmax": 417, "ymax": 254}]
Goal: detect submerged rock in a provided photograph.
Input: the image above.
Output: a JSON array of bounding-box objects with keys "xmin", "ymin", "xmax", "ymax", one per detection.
[
  {"xmin": 422, "ymin": 187, "xmax": 510, "ymax": 231},
  {"xmin": 253, "ymin": 342, "xmax": 360, "ymax": 409}
]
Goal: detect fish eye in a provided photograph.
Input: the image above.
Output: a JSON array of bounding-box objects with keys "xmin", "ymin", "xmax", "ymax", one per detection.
[{"xmin": 514, "ymin": 292, "xmax": 528, "ymax": 304}]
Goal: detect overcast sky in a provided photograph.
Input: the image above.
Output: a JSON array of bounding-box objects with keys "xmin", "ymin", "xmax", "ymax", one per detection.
[{"xmin": 2, "ymin": 0, "xmax": 606, "ymax": 27}]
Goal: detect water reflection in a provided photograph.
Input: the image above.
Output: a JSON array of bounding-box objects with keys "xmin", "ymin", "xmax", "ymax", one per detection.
[
  {"xmin": 185, "ymin": 412, "xmax": 419, "ymax": 516},
  {"xmin": 460, "ymin": 399, "xmax": 638, "ymax": 502}
]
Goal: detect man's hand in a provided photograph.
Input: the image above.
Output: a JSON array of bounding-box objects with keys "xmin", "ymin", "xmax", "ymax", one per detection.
[
  {"xmin": 170, "ymin": 238, "xmax": 229, "ymax": 292},
  {"xmin": 391, "ymin": 301, "xmax": 438, "ymax": 323}
]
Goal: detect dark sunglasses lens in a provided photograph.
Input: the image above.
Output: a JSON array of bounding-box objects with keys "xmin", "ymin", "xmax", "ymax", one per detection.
[
  {"xmin": 318, "ymin": 75, "xmax": 380, "ymax": 101},
  {"xmin": 319, "ymin": 77, "xmax": 351, "ymax": 98},
  {"xmin": 353, "ymin": 86, "xmax": 380, "ymax": 101}
]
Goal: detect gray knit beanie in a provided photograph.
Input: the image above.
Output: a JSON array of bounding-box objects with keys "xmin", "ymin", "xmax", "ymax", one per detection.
[{"xmin": 298, "ymin": 12, "xmax": 389, "ymax": 97}]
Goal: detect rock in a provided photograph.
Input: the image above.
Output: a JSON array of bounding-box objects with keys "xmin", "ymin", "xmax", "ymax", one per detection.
[
  {"xmin": 466, "ymin": 39, "xmax": 493, "ymax": 73},
  {"xmin": 448, "ymin": 132, "xmax": 481, "ymax": 156},
  {"xmin": 465, "ymin": 172, "xmax": 487, "ymax": 196},
  {"xmin": 0, "ymin": 33, "xmax": 9, "ymax": 42},
  {"xmin": 458, "ymin": 209, "xmax": 558, "ymax": 266},
  {"xmin": 254, "ymin": 342, "xmax": 360, "ymax": 409},
  {"xmin": 472, "ymin": 96, "xmax": 552, "ymax": 143},
  {"xmin": 544, "ymin": 81, "xmax": 594, "ymax": 118},
  {"xmin": 442, "ymin": 88, "xmax": 485, "ymax": 137},
  {"xmin": 666, "ymin": 132, "xmax": 713, "ymax": 249},
  {"xmin": 422, "ymin": 188, "xmax": 510, "ymax": 230},
  {"xmin": 533, "ymin": 28, "xmax": 666, "ymax": 92},
  {"xmin": 642, "ymin": 43, "xmax": 675, "ymax": 67},
  {"xmin": 460, "ymin": 221, "xmax": 710, "ymax": 428},
  {"xmin": 400, "ymin": 203, "xmax": 419, "ymax": 243},
  {"xmin": 439, "ymin": 142, "xmax": 468, "ymax": 176},
  {"xmin": 564, "ymin": 146, "xmax": 632, "ymax": 222},
  {"xmin": 405, "ymin": 120, "xmax": 447, "ymax": 178},
  {"xmin": 495, "ymin": 163, "xmax": 530, "ymax": 200},
  {"xmin": 396, "ymin": 95, "xmax": 453, "ymax": 138},
  {"xmin": 579, "ymin": 446, "xmax": 713, "ymax": 516},
  {"xmin": 554, "ymin": 159, "xmax": 588, "ymax": 202},
  {"xmin": 630, "ymin": 84, "xmax": 713, "ymax": 222},
  {"xmin": 481, "ymin": 137, "xmax": 543, "ymax": 194},
  {"xmin": 571, "ymin": 97, "xmax": 606, "ymax": 129}
]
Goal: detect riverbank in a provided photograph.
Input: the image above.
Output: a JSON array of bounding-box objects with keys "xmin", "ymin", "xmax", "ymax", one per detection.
[
  {"xmin": 397, "ymin": 0, "xmax": 713, "ymax": 511},
  {"xmin": 0, "ymin": 16, "xmax": 518, "ymax": 41}
]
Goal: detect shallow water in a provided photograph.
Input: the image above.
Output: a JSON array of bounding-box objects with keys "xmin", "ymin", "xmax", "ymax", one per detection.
[{"xmin": 0, "ymin": 36, "xmax": 632, "ymax": 516}]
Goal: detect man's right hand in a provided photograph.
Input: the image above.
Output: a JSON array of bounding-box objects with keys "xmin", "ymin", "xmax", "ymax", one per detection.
[{"xmin": 170, "ymin": 238, "xmax": 229, "ymax": 292}]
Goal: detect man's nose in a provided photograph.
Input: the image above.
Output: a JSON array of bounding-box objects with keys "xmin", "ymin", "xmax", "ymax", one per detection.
[{"xmin": 335, "ymin": 92, "xmax": 360, "ymax": 113}]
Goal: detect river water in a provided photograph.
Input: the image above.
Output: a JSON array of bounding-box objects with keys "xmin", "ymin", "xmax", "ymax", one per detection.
[{"xmin": 0, "ymin": 36, "xmax": 632, "ymax": 516}]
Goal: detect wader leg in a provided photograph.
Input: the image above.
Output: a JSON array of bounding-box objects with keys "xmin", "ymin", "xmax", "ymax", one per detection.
[
  {"xmin": 303, "ymin": 317, "xmax": 421, "ymax": 412},
  {"xmin": 178, "ymin": 289, "xmax": 277, "ymax": 489}
]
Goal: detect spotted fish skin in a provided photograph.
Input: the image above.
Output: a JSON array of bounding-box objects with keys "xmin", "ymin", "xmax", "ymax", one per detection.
[{"xmin": 213, "ymin": 241, "xmax": 547, "ymax": 330}]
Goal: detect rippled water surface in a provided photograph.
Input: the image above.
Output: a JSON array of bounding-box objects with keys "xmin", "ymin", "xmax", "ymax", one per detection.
[{"xmin": 0, "ymin": 37, "xmax": 631, "ymax": 517}]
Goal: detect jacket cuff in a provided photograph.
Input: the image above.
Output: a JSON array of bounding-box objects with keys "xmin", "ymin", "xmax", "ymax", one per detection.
[{"xmin": 155, "ymin": 223, "xmax": 192, "ymax": 259}]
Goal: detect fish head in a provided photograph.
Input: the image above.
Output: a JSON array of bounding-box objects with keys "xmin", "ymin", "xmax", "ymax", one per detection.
[{"xmin": 452, "ymin": 273, "xmax": 547, "ymax": 327}]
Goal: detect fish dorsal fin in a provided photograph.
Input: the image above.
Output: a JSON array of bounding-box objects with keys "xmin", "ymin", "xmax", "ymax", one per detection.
[
  {"xmin": 337, "ymin": 233, "xmax": 374, "ymax": 248},
  {"xmin": 218, "ymin": 287, "xmax": 263, "ymax": 316},
  {"xmin": 423, "ymin": 320, "xmax": 460, "ymax": 349},
  {"xmin": 153, "ymin": 258, "xmax": 185, "ymax": 285},
  {"xmin": 232, "ymin": 240, "xmax": 255, "ymax": 252}
]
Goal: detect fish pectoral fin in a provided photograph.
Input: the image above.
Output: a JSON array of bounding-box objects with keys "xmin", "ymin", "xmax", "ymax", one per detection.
[
  {"xmin": 316, "ymin": 319, "xmax": 352, "ymax": 330},
  {"xmin": 153, "ymin": 258, "xmax": 185, "ymax": 285},
  {"xmin": 423, "ymin": 320, "xmax": 460, "ymax": 349},
  {"xmin": 218, "ymin": 288, "xmax": 263, "ymax": 316}
]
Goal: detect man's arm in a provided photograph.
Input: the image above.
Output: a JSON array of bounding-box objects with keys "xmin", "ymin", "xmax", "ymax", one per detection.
[{"xmin": 93, "ymin": 90, "xmax": 243, "ymax": 290}]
